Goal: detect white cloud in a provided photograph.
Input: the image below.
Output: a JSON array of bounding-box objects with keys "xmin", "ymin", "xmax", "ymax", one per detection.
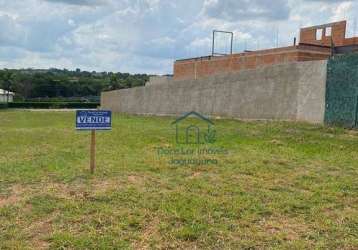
[
  {"xmin": 0, "ymin": 0, "xmax": 357, "ymax": 74},
  {"xmin": 44, "ymin": 0, "xmax": 108, "ymax": 6},
  {"xmin": 332, "ymin": 2, "xmax": 352, "ymax": 21}
]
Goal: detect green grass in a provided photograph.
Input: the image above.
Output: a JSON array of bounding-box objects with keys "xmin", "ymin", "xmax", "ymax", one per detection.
[{"xmin": 0, "ymin": 110, "xmax": 357, "ymax": 249}]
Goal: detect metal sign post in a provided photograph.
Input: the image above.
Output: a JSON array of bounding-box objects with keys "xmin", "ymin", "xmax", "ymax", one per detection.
[{"xmin": 76, "ymin": 110, "xmax": 112, "ymax": 174}]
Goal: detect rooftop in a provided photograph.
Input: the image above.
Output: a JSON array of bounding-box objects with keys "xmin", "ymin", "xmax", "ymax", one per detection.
[{"xmin": 0, "ymin": 89, "xmax": 15, "ymax": 95}]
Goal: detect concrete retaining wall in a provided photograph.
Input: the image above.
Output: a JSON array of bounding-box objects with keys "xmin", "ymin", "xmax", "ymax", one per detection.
[
  {"xmin": 101, "ymin": 60, "xmax": 327, "ymax": 123},
  {"xmin": 146, "ymin": 76, "xmax": 173, "ymax": 86}
]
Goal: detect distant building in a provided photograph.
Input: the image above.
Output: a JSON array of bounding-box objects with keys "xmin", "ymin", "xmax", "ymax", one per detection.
[
  {"xmin": 174, "ymin": 20, "xmax": 358, "ymax": 80},
  {"xmin": 0, "ymin": 89, "xmax": 15, "ymax": 102},
  {"xmin": 101, "ymin": 20, "xmax": 358, "ymax": 127}
]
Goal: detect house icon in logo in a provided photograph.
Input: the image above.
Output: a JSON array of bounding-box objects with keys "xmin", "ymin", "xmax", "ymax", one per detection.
[{"xmin": 172, "ymin": 111, "xmax": 216, "ymax": 144}]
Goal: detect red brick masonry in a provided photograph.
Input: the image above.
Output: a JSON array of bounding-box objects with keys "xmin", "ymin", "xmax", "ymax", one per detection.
[{"xmin": 174, "ymin": 20, "xmax": 358, "ymax": 80}]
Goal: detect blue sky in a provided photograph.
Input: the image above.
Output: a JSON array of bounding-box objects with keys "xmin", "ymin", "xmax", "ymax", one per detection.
[{"xmin": 0, "ymin": 0, "xmax": 357, "ymax": 74}]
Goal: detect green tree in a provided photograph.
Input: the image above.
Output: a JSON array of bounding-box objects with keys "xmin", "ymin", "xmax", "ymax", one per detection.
[
  {"xmin": 0, "ymin": 68, "xmax": 150, "ymax": 100},
  {"xmin": 0, "ymin": 69, "xmax": 14, "ymax": 103}
]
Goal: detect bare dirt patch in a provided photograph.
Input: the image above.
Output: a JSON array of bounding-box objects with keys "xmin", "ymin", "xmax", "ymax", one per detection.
[
  {"xmin": 28, "ymin": 213, "xmax": 58, "ymax": 250},
  {"xmin": 259, "ymin": 216, "xmax": 310, "ymax": 241},
  {"xmin": 0, "ymin": 185, "xmax": 25, "ymax": 208},
  {"xmin": 188, "ymin": 172, "xmax": 202, "ymax": 179},
  {"xmin": 133, "ymin": 216, "xmax": 161, "ymax": 250}
]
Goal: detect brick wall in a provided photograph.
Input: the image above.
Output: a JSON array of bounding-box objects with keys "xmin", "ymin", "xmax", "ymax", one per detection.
[
  {"xmin": 300, "ymin": 21, "xmax": 347, "ymax": 46},
  {"xmin": 173, "ymin": 20, "xmax": 358, "ymax": 80},
  {"xmin": 343, "ymin": 37, "xmax": 358, "ymax": 46},
  {"xmin": 174, "ymin": 45, "xmax": 331, "ymax": 80}
]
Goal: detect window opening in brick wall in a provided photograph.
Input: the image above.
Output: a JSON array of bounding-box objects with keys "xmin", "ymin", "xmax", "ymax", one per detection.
[
  {"xmin": 316, "ymin": 28, "xmax": 323, "ymax": 40},
  {"xmin": 326, "ymin": 27, "xmax": 332, "ymax": 36}
]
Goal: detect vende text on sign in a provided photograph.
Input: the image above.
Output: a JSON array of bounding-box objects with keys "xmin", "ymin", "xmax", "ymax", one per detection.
[{"xmin": 76, "ymin": 110, "xmax": 112, "ymax": 130}]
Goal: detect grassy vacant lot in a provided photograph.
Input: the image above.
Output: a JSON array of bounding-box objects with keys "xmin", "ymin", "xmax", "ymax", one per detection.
[{"xmin": 0, "ymin": 110, "xmax": 357, "ymax": 249}]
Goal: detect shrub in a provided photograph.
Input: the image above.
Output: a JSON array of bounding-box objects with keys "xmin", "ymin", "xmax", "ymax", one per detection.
[
  {"xmin": 8, "ymin": 102, "xmax": 99, "ymax": 109},
  {"xmin": 0, "ymin": 103, "xmax": 8, "ymax": 109}
]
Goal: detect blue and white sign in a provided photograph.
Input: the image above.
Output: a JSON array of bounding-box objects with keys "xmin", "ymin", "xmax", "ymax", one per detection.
[{"xmin": 76, "ymin": 110, "xmax": 112, "ymax": 130}]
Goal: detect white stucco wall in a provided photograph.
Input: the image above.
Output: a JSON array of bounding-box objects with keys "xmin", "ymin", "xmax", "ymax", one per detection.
[{"xmin": 0, "ymin": 94, "xmax": 14, "ymax": 102}]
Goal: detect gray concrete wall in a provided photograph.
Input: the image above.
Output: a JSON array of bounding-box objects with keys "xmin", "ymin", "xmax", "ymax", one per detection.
[
  {"xmin": 101, "ymin": 60, "xmax": 327, "ymax": 123},
  {"xmin": 296, "ymin": 60, "xmax": 327, "ymax": 123},
  {"xmin": 146, "ymin": 76, "xmax": 173, "ymax": 86}
]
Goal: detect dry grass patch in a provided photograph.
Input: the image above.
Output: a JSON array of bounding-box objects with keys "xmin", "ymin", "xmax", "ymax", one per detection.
[
  {"xmin": 0, "ymin": 185, "xmax": 26, "ymax": 208},
  {"xmin": 258, "ymin": 216, "xmax": 311, "ymax": 241}
]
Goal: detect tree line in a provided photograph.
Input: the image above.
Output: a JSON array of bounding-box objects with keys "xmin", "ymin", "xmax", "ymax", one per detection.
[{"xmin": 0, "ymin": 68, "xmax": 150, "ymax": 101}]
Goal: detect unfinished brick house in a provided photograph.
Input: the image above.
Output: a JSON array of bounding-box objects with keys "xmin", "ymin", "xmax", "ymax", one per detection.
[
  {"xmin": 174, "ymin": 20, "xmax": 358, "ymax": 80},
  {"xmin": 102, "ymin": 20, "xmax": 358, "ymax": 127}
]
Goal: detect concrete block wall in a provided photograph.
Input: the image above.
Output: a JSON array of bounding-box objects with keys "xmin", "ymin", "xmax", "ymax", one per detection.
[
  {"xmin": 101, "ymin": 60, "xmax": 328, "ymax": 124},
  {"xmin": 296, "ymin": 61, "xmax": 328, "ymax": 123},
  {"xmin": 146, "ymin": 76, "xmax": 173, "ymax": 86}
]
